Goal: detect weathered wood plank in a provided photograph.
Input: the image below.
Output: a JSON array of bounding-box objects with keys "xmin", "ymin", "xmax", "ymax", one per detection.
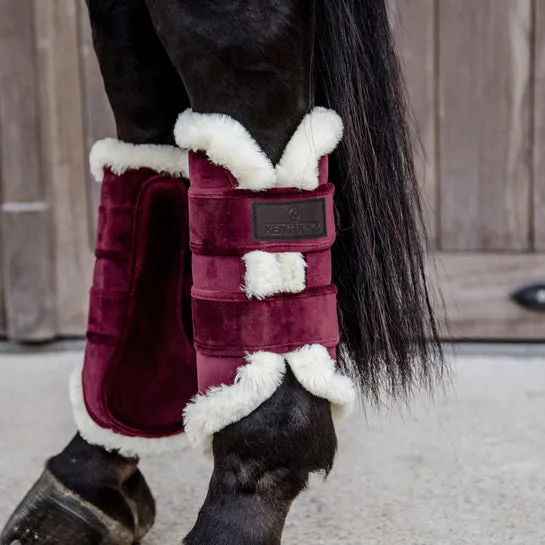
[
  {"xmin": 389, "ymin": 0, "xmax": 438, "ymax": 247},
  {"xmin": 0, "ymin": 1, "xmax": 42, "ymax": 204},
  {"xmin": 1, "ymin": 208, "xmax": 55, "ymax": 340},
  {"xmin": 438, "ymin": 0, "xmax": 532, "ymax": 251},
  {"xmin": 430, "ymin": 253, "xmax": 545, "ymax": 339},
  {"xmin": 77, "ymin": 0, "xmax": 116, "ymax": 243},
  {"xmin": 534, "ymin": 0, "xmax": 545, "ymax": 250},
  {"xmin": 33, "ymin": 0, "xmax": 93, "ymax": 335},
  {"xmin": 0, "ymin": 0, "xmax": 55, "ymax": 339},
  {"xmin": 0, "ymin": 257, "xmax": 5, "ymax": 336}
]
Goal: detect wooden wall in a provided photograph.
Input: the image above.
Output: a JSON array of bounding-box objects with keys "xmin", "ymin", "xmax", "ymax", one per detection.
[
  {"xmin": 0, "ymin": 0, "xmax": 114, "ymax": 340},
  {"xmin": 0, "ymin": 0, "xmax": 544, "ymax": 341},
  {"xmin": 392, "ymin": 0, "xmax": 545, "ymax": 338}
]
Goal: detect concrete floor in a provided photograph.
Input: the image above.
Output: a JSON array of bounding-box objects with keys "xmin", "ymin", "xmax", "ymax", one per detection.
[{"xmin": 0, "ymin": 351, "xmax": 544, "ymax": 544}]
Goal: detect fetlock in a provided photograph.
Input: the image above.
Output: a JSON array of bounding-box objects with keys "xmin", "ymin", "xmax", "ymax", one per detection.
[{"xmin": 184, "ymin": 370, "xmax": 338, "ymax": 545}]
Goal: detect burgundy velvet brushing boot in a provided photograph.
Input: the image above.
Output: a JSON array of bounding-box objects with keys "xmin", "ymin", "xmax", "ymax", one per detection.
[
  {"xmin": 72, "ymin": 138, "xmax": 198, "ymax": 455},
  {"xmin": 174, "ymin": 108, "xmax": 356, "ymax": 452},
  {"xmin": 1, "ymin": 140, "xmax": 198, "ymax": 545},
  {"xmin": 172, "ymin": 107, "xmax": 357, "ymax": 544}
]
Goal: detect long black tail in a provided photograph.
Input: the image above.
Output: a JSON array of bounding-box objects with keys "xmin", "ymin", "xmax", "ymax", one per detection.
[{"xmin": 315, "ymin": 0, "xmax": 444, "ymax": 402}]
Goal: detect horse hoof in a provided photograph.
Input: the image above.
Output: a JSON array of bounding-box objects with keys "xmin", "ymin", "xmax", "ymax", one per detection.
[
  {"xmin": 122, "ymin": 469, "xmax": 155, "ymax": 542},
  {"xmin": 0, "ymin": 470, "xmax": 134, "ymax": 545}
]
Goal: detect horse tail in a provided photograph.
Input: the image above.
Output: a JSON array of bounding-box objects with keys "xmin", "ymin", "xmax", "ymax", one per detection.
[{"xmin": 314, "ymin": 0, "xmax": 445, "ymax": 402}]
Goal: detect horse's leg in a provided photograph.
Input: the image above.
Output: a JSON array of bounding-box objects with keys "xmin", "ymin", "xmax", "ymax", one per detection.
[
  {"xmin": 146, "ymin": 0, "xmax": 315, "ymax": 161},
  {"xmin": 185, "ymin": 373, "xmax": 338, "ymax": 544},
  {"xmin": 1, "ymin": 2, "xmax": 190, "ymax": 544},
  {"xmin": 145, "ymin": 2, "xmax": 349, "ymax": 543}
]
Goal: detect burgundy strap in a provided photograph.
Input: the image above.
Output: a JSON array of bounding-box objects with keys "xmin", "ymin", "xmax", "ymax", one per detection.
[
  {"xmin": 191, "ymin": 249, "xmax": 332, "ymax": 292},
  {"xmin": 100, "ymin": 168, "xmax": 150, "ymax": 208},
  {"xmin": 96, "ymin": 206, "xmax": 134, "ymax": 254},
  {"xmin": 192, "ymin": 285, "xmax": 339, "ymax": 357},
  {"xmin": 87, "ymin": 288, "xmax": 126, "ymax": 338},
  {"xmin": 188, "ymin": 184, "xmax": 336, "ymax": 255}
]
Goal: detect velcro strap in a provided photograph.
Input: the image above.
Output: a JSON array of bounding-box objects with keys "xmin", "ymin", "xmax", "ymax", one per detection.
[
  {"xmin": 192, "ymin": 285, "xmax": 339, "ymax": 356},
  {"xmin": 87, "ymin": 288, "xmax": 126, "ymax": 338},
  {"xmin": 189, "ymin": 184, "xmax": 335, "ymax": 255},
  {"xmin": 96, "ymin": 206, "xmax": 133, "ymax": 254}
]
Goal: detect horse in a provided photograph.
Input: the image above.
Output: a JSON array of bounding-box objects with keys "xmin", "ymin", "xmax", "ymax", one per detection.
[{"xmin": 1, "ymin": 0, "xmax": 445, "ymax": 543}]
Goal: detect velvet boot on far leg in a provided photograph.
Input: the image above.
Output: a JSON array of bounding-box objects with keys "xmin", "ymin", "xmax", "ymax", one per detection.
[
  {"xmin": 2, "ymin": 1, "xmax": 197, "ymax": 542},
  {"xmin": 1, "ymin": 141, "xmax": 197, "ymax": 545}
]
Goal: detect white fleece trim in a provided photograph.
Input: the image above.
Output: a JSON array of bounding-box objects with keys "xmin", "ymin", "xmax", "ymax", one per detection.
[
  {"xmin": 183, "ymin": 352, "xmax": 286, "ymax": 452},
  {"xmin": 183, "ymin": 345, "xmax": 355, "ymax": 453},
  {"xmin": 276, "ymin": 108, "xmax": 344, "ymax": 190},
  {"xmin": 69, "ymin": 366, "xmax": 188, "ymax": 458},
  {"xmin": 89, "ymin": 138, "xmax": 190, "ymax": 182},
  {"xmin": 242, "ymin": 251, "xmax": 306, "ymax": 299},
  {"xmin": 284, "ymin": 344, "xmax": 356, "ymax": 419},
  {"xmin": 174, "ymin": 110, "xmax": 276, "ymax": 191},
  {"xmin": 174, "ymin": 107, "xmax": 343, "ymax": 191}
]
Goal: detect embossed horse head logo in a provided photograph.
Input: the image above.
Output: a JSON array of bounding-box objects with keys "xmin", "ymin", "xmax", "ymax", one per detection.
[{"xmin": 288, "ymin": 205, "xmax": 302, "ymax": 223}]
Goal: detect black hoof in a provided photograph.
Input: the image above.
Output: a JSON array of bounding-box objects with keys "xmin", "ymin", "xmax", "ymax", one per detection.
[
  {"xmin": 122, "ymin": 469, "xmax": 155, "ymax": 542},
  {"xmin": 1, "ymin": 470, "xmax": 134, "ymax": 545}
]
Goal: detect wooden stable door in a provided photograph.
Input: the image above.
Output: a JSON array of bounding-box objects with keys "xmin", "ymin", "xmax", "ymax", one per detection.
[
  {"xmin": 0, "ymin": 0, "xmax": 544, "ymax": 341},
  {"xmin": 392, "ymin": 0, "xmax": 545, "ymax": 339},
  {"xmin": 0, "ymin": 0, "xmax": 113, "ymax": 340}
]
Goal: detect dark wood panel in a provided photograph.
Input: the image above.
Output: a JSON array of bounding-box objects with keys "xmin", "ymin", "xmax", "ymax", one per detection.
[
  {"xmin": 0, "ymin": 0, "xmax": 55, "ymax": 339},
  {"xmin": 390, "ymin": 0, "xmax": 438, "ymax": 247},
  {"xmin": 534, "ymin": 0, "xmax": 545, "ymax": 250},
  {"xmin": 439, "ymin": 0, "xmax": 532, "ymax": 251},
  {"xmin": 0, "ymin": 0, "xmax": 42, "ymax": 203},
  {"xmin": 431, "ymin": 252, "xmax": 545, "ymax": 339},
  {"xmin": 0, "ymin": 208, "xmax": 55, "ymax": 340},
  {"xmin": 33, "ymin": 0, "xmax": 93, "ymax": 335}
]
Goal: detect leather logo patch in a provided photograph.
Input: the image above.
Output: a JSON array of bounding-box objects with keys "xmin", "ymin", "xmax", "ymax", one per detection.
[{"xmin": 252, "ymin": 198, "xmax": 327, "ymax": 241}]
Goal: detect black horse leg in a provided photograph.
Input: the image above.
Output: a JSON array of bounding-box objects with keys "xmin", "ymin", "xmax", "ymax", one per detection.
[
  {"xmin": 85, "ymin": 0, "xmax": 188, "ymax": 145},
  {"xmin": 186, "ymin": 372, "xmax": 337, "ymax": 545},
  {"xmin": 1, "ymin": 2, "xmax": 189, "ymax": 544},
  {"xmin": 145, "ymin": 1, "xmax": 338, "ymax": 543},
  {"xmin": 145, "ymin": 0, "xmax": 317, "ymax": 162}
]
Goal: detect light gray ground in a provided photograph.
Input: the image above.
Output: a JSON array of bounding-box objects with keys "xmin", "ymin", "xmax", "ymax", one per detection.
[{"xmin": 0, "ymin": 351, "xmax": 544, "ymax": 544}]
